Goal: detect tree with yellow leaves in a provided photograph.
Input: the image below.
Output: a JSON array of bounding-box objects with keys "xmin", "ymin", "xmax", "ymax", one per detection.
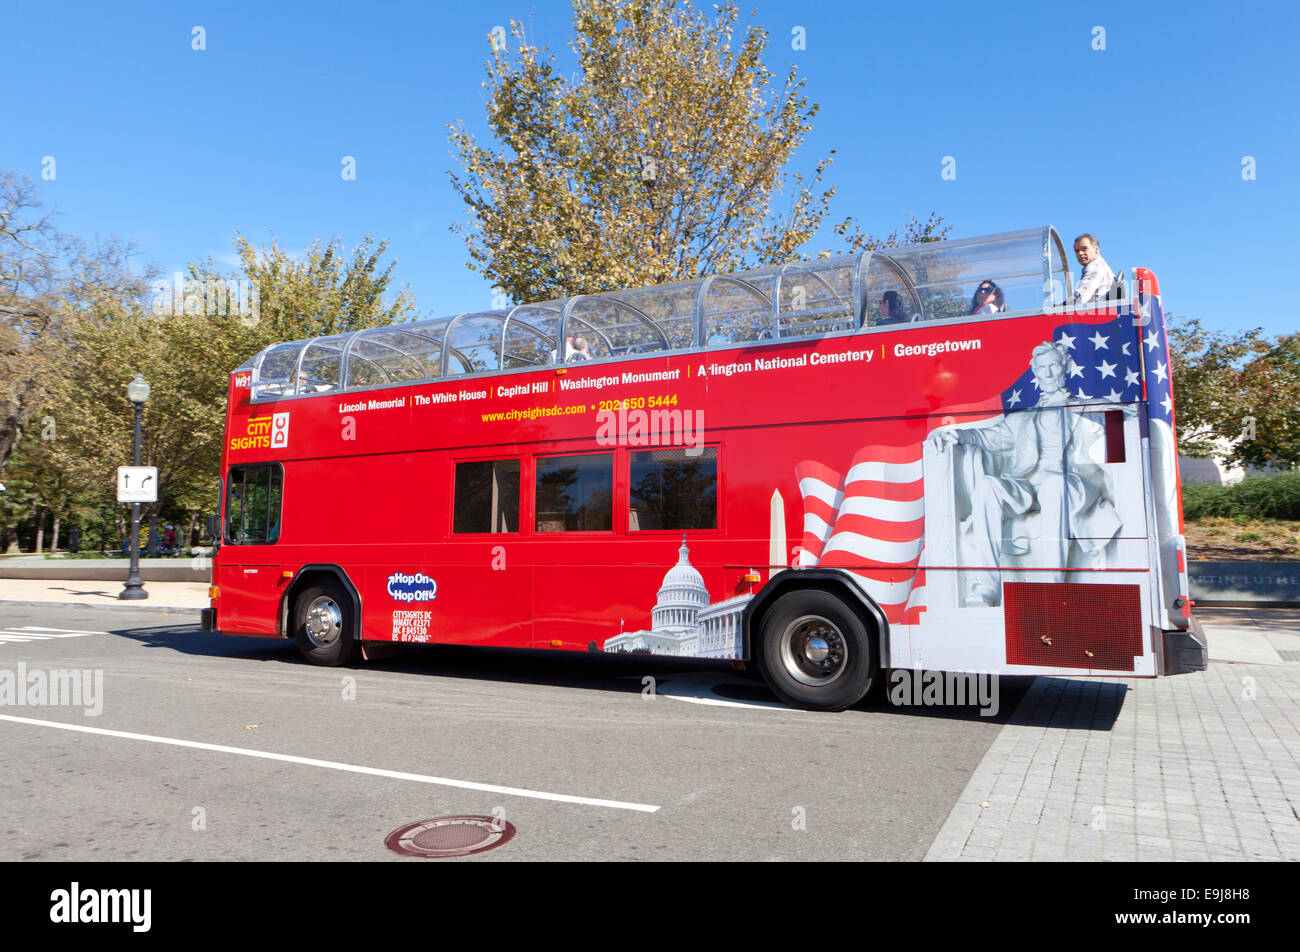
[{"xmin": 448, "ymin": 0, "xmax": 945, "ymax": 305}]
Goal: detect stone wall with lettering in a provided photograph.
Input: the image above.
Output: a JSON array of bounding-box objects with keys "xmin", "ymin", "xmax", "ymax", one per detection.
[{"xmin": 1188, "ymin": 561, "xmax": 1300, "ymax": 604}]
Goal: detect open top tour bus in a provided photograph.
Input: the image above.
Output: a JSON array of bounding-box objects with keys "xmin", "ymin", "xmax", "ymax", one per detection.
[{"xmin": 202, "ymin": 226, "xmax": 1208, "ymax": 711}]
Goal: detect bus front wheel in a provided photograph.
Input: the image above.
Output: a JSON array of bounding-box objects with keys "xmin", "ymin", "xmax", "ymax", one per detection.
[
  {"xmin": 293, "ymin": 580, "xmax": 359, "ymax": 666},
  {"xmin": 756, "ymin": 589, "xmax": 877, "ymax": 712}
]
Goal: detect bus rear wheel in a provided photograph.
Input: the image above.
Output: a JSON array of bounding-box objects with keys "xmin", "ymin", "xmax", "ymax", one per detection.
[
  {"xmin": 756, "ymin": 589, "xmax": 877, "ymax": 712},
  {"xmin": 293, "ymin": 580, "xmax": 359, "ymax": 666}
]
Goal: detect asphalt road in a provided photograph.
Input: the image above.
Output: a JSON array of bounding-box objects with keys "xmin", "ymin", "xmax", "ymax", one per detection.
[{"xmin": 0, "ymin": 603, "xmax": 1033, "ymax": 861}]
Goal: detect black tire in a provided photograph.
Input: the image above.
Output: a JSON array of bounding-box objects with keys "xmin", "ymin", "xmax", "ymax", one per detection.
[
  {"xmin": 756, "ymin": 588, "xmax": 877, "ymax": 712},
  {"xmin": 292, "ymin": 580, "xmax": 359, "ymax": 666}
]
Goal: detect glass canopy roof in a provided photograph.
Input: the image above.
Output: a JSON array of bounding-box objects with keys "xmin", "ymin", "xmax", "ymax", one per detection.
[{"xmin": 240, "ymin": 226, "xmax": 1075, "ymax": 401}]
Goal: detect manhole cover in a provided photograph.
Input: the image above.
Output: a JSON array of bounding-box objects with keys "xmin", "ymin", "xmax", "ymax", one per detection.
[{"xmin": 385, "ymin": 816, "xmax": 516, "ymax": 858}]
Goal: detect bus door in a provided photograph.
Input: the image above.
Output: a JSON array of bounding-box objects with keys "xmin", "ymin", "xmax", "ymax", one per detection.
[
  {"xmin": 408, "ymin": 455, "xmax": 533, "ymax": 648},
  {"xmin": 217, "ymin": 463, "xmax": 285, "ymax": 636}
]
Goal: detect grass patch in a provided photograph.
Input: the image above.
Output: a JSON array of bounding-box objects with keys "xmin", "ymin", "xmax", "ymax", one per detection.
[{"xmin": 1182, "ymin": 471, "xmax": 1300, "ymax": 520}]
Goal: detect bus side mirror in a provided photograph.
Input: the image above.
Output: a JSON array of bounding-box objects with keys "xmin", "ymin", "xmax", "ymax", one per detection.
[{"xmin": 205, "ymin": 513, "xmax": 221, "ymax": 543}]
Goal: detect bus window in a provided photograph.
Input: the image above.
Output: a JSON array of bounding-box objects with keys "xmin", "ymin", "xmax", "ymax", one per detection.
[
  {"xmin": 225, "ymin": 464, "xmax": 283, "ymax": 544},
  {"xmin": 297, "ymin": 335, "xmax": 347, "ymax": 394},
  {"xmin": 453, "ymin": 459, "xmax": 521, "ymax": 533},
  {"xmin": 565, "ymin": 297, "xmax": 673, "ymax": 359},
  {"xmin": 251, "ymin": 343, "xmax": 304, "ymax": 400},
  {"xmin": 504, "ymin": 302, "xmax": 563, "ymax": 357},
  {"xmin": 535, "ymin": 454, "xmax": 613, "ymax": 532},
  {"xmin": 347, "ymin": 324, "xmax": 446, "ymax": 387},
  {"xmin": 608, "ymin": 284, "xmax": 695, "ymax": 351},
  {"xmin": 862, "ymin": 253, "xmax": 917, "ymax": 326},
  {"xmin": 775, "ymin": 260, "xmax": 856, "ymax": 337},
  {"xmin": 629, "ymin": 448, "xmax": 717, "ymax": 531},
  {"xmin": 445, "ymin": 314, "xmax": 506, "ymax": 376},
  {"xmin": 703, "ymin": 273, "xmax": 777, "ymax": 346}
]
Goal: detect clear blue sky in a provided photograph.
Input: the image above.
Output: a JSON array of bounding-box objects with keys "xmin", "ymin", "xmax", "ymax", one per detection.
[{"xmin": 4, "ymin": 0, "xmax": 1296, "ymax": 335}]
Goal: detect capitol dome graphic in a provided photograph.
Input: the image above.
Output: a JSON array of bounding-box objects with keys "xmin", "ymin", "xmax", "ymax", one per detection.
[
  {"xmin": 602, "ymin": 536, "xmax": 753, "ymax": 659},
  {"xmin": 652, "ymin": 539, "xmax": 708, "ymax": 631}
]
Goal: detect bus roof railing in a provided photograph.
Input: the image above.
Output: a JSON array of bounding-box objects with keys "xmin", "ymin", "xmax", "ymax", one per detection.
[{"xmin": 240, "ymin": 226, "xmax": 1077, "ymax": 400}]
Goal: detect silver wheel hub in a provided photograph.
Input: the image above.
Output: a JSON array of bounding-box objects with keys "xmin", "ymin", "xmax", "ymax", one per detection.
[
  {"xmin": 305, "ymin": 597, "xmax": 343, "ymax": 648},
  {"xmin": 779, "ymin": 615, "xmax": 847, "ymax": 687}
]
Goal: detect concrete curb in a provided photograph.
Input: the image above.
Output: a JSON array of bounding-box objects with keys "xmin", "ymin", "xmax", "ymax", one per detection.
[
  {"xmin": 0, "ymin": 599, "xmax": 202, "ymax": 616},
  {"xmin": 0, "ymin": 564, "xmax": 210, "ymax": 583},
  {"xmin": 1196, "ymin": 599, "xmax": 1300, "ymax": 609}
]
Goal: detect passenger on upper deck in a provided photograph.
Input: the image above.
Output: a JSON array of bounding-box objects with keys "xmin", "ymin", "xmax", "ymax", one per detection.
[
  {"xmin": 1071, "ymin": 233, "xmax": 1115, "ymax": 305},
  {"xmin": 878, "ymin": 290, "xmax": 906, "ymax": 324},
  {"xmin": 287, "ymin": 368, "xmax": 333, "ymax": 395},
  {"xmin": 565, "ymin": 335, "xmax": 593, "ymax": 361},
  {"xmin": 970, "ymin": 280, "xmax": 1004, "ymax": 315}
]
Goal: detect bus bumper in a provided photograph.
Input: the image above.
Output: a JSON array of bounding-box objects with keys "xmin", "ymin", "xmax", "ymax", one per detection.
[
  {"xmin": 1160, "ymin": 617, "xmax": 1208, "ymax": 675},
  {"xmin": 201, "ymin": 607, "xmax": 215, "ymax": 632}
]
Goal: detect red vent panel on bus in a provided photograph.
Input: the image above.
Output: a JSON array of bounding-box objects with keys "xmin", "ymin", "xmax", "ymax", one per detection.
[{"xmin": 1003, "ymin": 582, "xmax": 1143, "ymax": 672}]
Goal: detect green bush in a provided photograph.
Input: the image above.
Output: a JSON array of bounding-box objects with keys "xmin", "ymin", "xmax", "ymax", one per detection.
[{"xmin": 1182, "ymin": 471, "xmax": 1300, "ymax": 520}]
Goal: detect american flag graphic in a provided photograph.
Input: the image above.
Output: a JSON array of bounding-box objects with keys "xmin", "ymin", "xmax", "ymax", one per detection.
[
  {"xmin": 795, "ymin": 445, "xmax": 927, "ymax": 624},
  {"xmin": 1133, "ymin": 281, "xmax": 1182, "ymax": 539},
  {"xmin": 1137, "ymin": 295, "xmax": 1175, "ymax": 429},
  {"xmin": 793, "ymin": 460, "xmax": 843, "ymax": 567},
  {"xmin": 998, "ymin": 310, "xmax": 1144, "ymax": 414}
]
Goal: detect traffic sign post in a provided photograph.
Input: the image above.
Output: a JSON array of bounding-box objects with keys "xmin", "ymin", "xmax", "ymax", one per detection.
[{"xmin": 119, "ymin": 381, "xmax": 151, "ymax": 601}]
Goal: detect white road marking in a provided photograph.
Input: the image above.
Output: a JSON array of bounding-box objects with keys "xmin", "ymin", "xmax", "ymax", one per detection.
[
  {"xmin": 0, "ymin": 713, "xmax": 661, "ymax": 813},
  {"xmin": 636, "ymin": 672, "xmax": 802, "ymax": 713},
  {"xmin": 666, "ymin": 693, "xmax": 795, "ymax": 711},
  {"xmin": 0, "ymin": 627, "xmax": 106, "ymax": 644}
]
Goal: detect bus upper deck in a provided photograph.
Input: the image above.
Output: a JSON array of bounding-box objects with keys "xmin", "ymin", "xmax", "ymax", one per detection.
[{"xmin": 239, "ymin": 226, "xmax": 1123, "ymax": 403}]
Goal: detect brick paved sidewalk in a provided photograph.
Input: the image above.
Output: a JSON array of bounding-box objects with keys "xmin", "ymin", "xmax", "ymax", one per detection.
[{"xmin": 925, "ymin": 651, "xmax": 1300, "ymax": 861}]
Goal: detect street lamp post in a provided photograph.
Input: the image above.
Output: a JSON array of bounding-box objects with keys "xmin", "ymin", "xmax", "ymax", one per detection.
[
  {"xmin": 119, "ymin": 374, "xmax": 150, "ymax": 600},
  {"xmin": 638, "ymin": 153, "xmax": 658, "ymax": 211},
  {"xmin": 637, "ymin": 153, "xmax": 662, "ymax": 263}
]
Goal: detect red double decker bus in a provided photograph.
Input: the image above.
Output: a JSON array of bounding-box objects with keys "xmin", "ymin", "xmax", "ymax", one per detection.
[{"xmin": 202, "ymin": 226, "xmax": 1207, "ymax": 711}]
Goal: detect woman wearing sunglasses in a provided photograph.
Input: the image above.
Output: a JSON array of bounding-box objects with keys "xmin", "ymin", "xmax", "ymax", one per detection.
[{"xmin": 969, "ymin": 280, "xmax": 1005, "ymax": 315}]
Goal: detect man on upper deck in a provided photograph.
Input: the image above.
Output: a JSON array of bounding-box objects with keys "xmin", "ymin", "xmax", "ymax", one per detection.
[{"xmin": 1071, "ymin": 233, "xmax": 1115, "ymax": 305}]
